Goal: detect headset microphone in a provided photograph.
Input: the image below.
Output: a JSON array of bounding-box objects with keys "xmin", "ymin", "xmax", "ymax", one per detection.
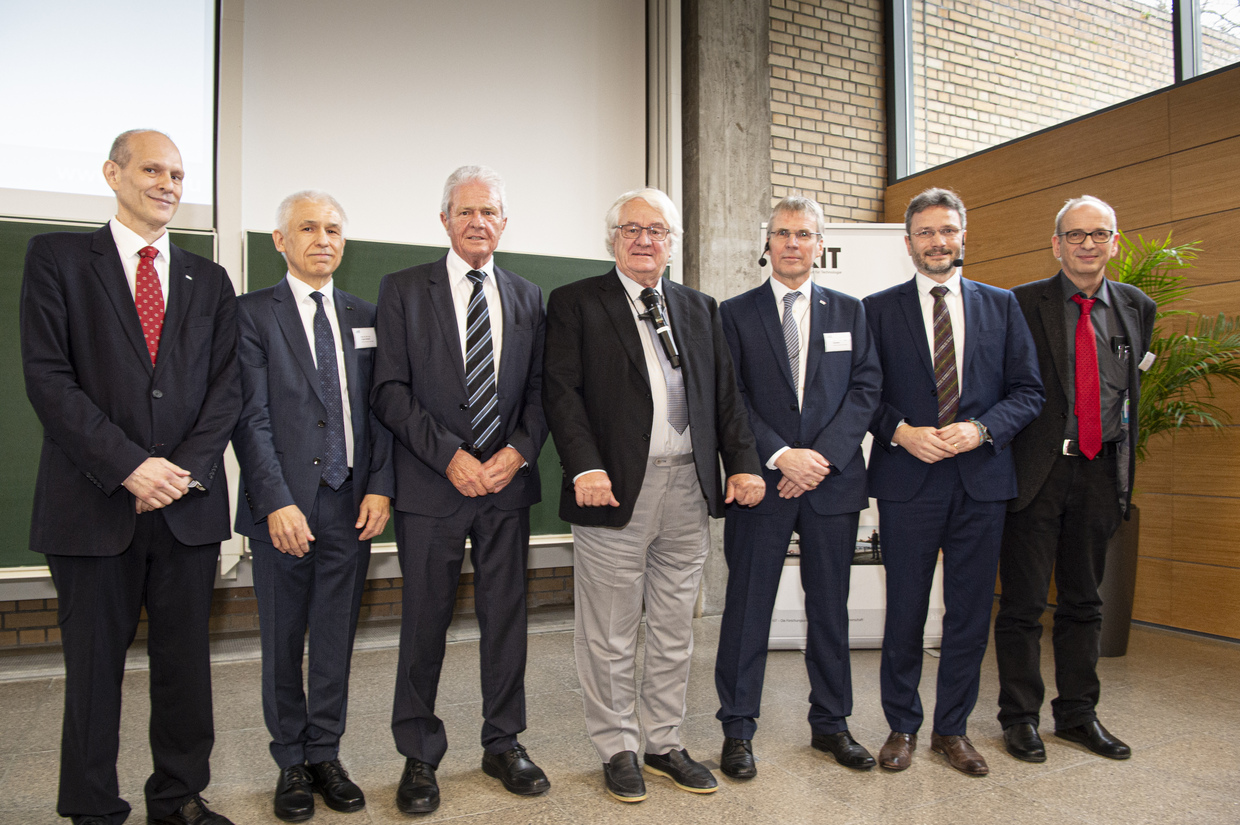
[{"xmin": 758, "ymin": 242, "xmax": 770, "ymax": 267}]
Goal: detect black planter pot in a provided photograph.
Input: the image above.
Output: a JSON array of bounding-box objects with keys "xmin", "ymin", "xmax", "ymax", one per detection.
[{"xmin": 1098, "ymin": 504, "xmax": 1140, "ymax": 658}]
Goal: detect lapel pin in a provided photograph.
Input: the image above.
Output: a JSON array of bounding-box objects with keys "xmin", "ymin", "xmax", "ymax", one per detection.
[
  {"xmin": 819, "ymin": 299, "xmax": 826, "ymax": 305},
  {"xmin": 185, "ymin": 274, "xmax": 193, "ymax": 280}
]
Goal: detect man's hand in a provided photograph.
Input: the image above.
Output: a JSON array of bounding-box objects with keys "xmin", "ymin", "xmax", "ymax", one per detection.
[
  {"xmin": 725, "ymin": 473, "xmax": 766, "ymax": 507},
  {"xmin": 935, "ymin": 421, "xmax": 983, "ymax": 454},
  {"xmin": 773, "ymin": 448, "xmax": 831, "ymax": 490},
  {"xmin": 356, "ymin": 494, "xmax": 391, "ymax": 541},
  {"xmin": 777, "ymin": 476, "xmax": 809, "ymax": 499},
  {"xmin": 446, "ymin": 449, "xmax": 490, "ymax": 497},
  {"xmin": 123, "ymin": 457, "xmax": 191, "ymax": 509},
  {"xmin": 481, "ymin": 446, "xmax": 524, "ymax": 494},
  {"xmin": 267, "ymin": 505, "xmax": 315, "ymax": 556},
  {"xmin": 892, "ymin": 423, "xmax": 958, "ymax": 464},
  {"xmin": 574, "ymin": 471, "xmax": 620, "ymax": 508}
]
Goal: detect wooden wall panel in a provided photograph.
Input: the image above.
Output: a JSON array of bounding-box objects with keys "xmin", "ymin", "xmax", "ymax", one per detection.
[
  {"xmin": 1170, "ymin": 428, "xmax": 1240, "ymax": 498},
  {"xmin": 1168, "ymin": 67, "xmax": 1240, "ymax": 151},
  {"xmin": 1171, "ymin": 562, "xmax": 1240, "ymax": 638},
  {"xmin": 1133, "ymin": 557, "xmax": 1173, "ymax": 625},
  {"xmin": 1137, "ymin": 432, "xmax": 1176, "ymax": 496},
  {"xmin": 1136, "ymin": 210, "xmax": 1240, "ymax": 289},
  {"xmin": 963, "ymin": 249, "xmax": 1055, "ymax": 291},
  {"xmin": 1170, "ymin": 136, "xmax": 1240, "ymax": 221},
  {"xmin": 1181, "ymin": 279, "xmax": 1240, "ymax": 316},
  {"xmin": 1133, "ymin": 493, "xmax": 1174, "ymax": 560},
  {"xmin": 1172, "ymin": 496, "xmax": 1240, "ymax": 567}
]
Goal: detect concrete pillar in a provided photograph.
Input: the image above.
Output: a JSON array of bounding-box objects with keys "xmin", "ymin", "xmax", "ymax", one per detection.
[{"xmin": 682, "ymin": 0, "xmax": 771, "ymax": 615}]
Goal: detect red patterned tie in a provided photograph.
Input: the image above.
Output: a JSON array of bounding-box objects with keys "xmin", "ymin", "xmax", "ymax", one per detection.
[
  {"xmin": 136, "ymin": 246, "xmax": 165, "ymax": 364},
  {"xmin": 1071, "ymin": 294, "xmax": 1101, "ymax": 460}
]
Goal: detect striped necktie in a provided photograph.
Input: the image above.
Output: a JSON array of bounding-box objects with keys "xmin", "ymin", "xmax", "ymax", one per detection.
[
  {"xmin": 783, "ymin": 290, "xmax": 801, "ymax": 403},
  {"xmin": 465, "ymin": 270, "xmax": 501, "ymax": 452},
  {"xmin": 930, "ymin": 285, "xmax": 959, "ymax": 425}
]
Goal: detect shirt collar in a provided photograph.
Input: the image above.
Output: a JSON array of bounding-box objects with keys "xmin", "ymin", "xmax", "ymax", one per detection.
[
  {"xmin": 285, "ymin": 272, "xmax": 334, "ymax": 306},
  {"xmin": 447, "ymin": 247, "xmax": 495, "ymax": 289},
  {"xmin": 915, "ymin": 270, "xmax": 961, "ymax": 297},
  {"xmin": 769, "ymin": 276, "xmax": 810, "ymax": 305},
  {"xmin": 1058, "ymin": 271, "xmax": 1112, "ymax": 307},
  {"xmin": 109, "ymin": 217, "xmax": 170, "ymax": 262},
  {"xmin": 615, "ymin": 268, "xmax": 664, "ymax": 304}
]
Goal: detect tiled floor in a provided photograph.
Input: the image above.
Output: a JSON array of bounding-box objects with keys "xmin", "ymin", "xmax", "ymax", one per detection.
[{"xmin": 2, "ymin": 607, "xmax": 1238, "ymax": 824}]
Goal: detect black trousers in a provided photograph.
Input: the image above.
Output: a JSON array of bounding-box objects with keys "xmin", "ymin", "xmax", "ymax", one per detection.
[
  {"xmin": 47, "ymin": 512, "xmax": 219, "ymax": 824},
  {"xmin": 390, "ymin": 502, "xmax": 530, "ymax": 767},
  {"xmin": 995, "ymin": 453, "xmax": 1122, "ymax": 729}
]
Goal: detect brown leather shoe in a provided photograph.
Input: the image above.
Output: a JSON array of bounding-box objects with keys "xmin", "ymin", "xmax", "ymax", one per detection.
[
  {"xmin": 878, "ymin": 731, "xmax": 916, "ymax": 771},
  {"xmin": 930, "ymin": 733, "xmax": 989, "ymax": 776}
]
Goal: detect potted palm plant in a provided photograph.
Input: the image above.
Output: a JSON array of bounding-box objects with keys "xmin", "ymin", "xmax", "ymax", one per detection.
[{"xmin": 1099, "ymin": 233, "xmax": 1240, "ymax": 655}]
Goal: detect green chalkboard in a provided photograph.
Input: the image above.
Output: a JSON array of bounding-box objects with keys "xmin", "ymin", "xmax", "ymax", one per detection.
[
  {"xmin": 0, "ymin": 219, "xmax": 215, "ymax": 568},
  {"xmin": 245, "ymin": 231, "xmax": 610, "ymax": 539}
]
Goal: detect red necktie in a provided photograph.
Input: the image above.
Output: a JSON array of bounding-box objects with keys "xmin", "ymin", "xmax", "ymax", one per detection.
[
  {"xmin": 1071, "ymin": 294, "xmax": 1101, "ymax": 460},
  {"xmin": 136, "ymin": 246, "xmax": 165, "ymax": 364}
]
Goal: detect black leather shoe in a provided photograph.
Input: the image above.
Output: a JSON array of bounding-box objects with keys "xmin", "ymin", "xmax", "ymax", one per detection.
[
  {"xmin": 396, "ymin": 758, "xmax": 440, "ymax": 814},
  {"xmin": 75, "ymin": 818, "xmax": 111, "ymax": 825},
  {"xmin": 273, "ymin": 764, "xmax": 314, "ymax": 821},
  {"xmin": 1055, "ymin": 720, "xmax": 1131, "ymax": 759},
  {"xmin": 1003, "ymin": 723, "xmax": 1046, "ymax": 763},
  {"xmin": 643, "ymin": 748, "xmax": 718, "ymax": 793},
  {"xmin": 310, "ymin": 758, "xmax": 365, "ymax": 813},
  {"xmin": 603, "ymin": 751, "xmax": 647, "ymax": 802},
  {"xmin": 147, "ymin": 794, "xmax": 234, "ymax": 824},
  {"xmin": 482, "ymin": 743, "xmax": 551, "ymax": 795},
  {"xmin": 720, "ymin": 737, "xmax": 756, "ymax": 779},
  {"xmin": 811, "ymin": 731, "xmax": 876, "ymax": 770}
]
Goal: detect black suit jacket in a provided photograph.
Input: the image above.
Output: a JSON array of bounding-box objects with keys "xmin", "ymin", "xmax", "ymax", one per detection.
[
  {"xmin": 20, "ymin": 225, "xmax": 240, "ymax": 555},
  {"xmin": 232, "ymin": 278, "xmax": 395, "ymax": 540},
  {"xmin": 543, "ymin": 268, "xmax": 762, "ymax": 527},
  {"xmin": 1009, "ymin": 273, "xmax": 1155, "ymax": 515},
  {"xmin": 371, "ymin": 255, "xmax": 547, "ymax": 515}
]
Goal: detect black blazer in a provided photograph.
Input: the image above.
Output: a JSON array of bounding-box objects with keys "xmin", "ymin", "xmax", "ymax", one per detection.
[
  {"xmin": 232, "ymin": 278, "xmax": 395, "ymax": 540},
  {"xmin": 20, "ymin": 225, "xmax": 240, "ymax": 555},
  {"xmin": 1009, "ymin": 274, "xmax": 1155, "ymax": 515},
  {"xmin": 543, "ymin": 268, "xmax": 762, "ymax": 527},
  {"xmin": 371, "ymin": 255, "xmax": 547, "ymax": 515}
]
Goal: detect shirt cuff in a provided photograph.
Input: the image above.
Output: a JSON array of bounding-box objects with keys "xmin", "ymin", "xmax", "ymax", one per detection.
[{"xmin": 767, "ymin": 446, "xmax": 790, "ymax": 470}]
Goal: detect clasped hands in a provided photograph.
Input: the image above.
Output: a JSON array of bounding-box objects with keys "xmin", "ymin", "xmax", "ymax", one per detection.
[
  {"xmin": 893, "ymin": 421, "xmax": 982, "ymax": 463},
  {"xmin": 447, "ymin": 445, "xmax": 524, "ymax": 498},
  {"xmin": 773, "ymin": 448, "xmax": 832, "ymax": 499},
  {"xmin": 573, "ymin": 469, "xmax": 765, "ymax": 508},
  {"xmin": 124, "ymin": 457, "xmax": 190, "ymax": 514}
]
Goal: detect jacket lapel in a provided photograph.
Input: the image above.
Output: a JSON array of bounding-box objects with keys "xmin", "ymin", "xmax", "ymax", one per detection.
[
  {"xmin": 960, "ymin": 278, "xmax": 979, "ymax": 381},
  {"xmin": 897, "ymin": 278, "xmax": 935, "ymax": 381},
  {"xmin": 152, "ymin": 245, "xmax": 194, "ymax": 379},
  {"xmin": 600, "ymin": 270, "xmax": 651, "ymax": 388},
  {"xmin": 428, "ymin": 259, "xmax": 468, "ymax": 391},
  {"xmin": 758, "ymin": 280, "xmax": 798, "ymax": 396},
  {"xmin": 334, "ymin": 291, "xmax": 365, "ymax": 435},
  {"xmin": 804, "ymin": 282, "xmax": 829, "ymax": 395},
  {"xmin": 1039, "ymin": 274, "xmax": 1072, "ymax": 396},
  {"xmin": 271, "ymin": 278, "xmax": 323, "ymax": 404},
  {"xmin": 91, "ymin": 228, "xmax": 152, "ymax": 374}
]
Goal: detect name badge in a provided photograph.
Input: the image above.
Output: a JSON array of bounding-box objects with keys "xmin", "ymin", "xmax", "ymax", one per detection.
[
  {"xmin": 353, "ymin": 327, "xmax": 377, "ymax": 349},
  {"xmin": 1138, "ymin": 351, "xmax": 1156, "ymax": 372},
  {"xmin": 823, "ymin": 332, "xmax": 852, "ymax": 352}
]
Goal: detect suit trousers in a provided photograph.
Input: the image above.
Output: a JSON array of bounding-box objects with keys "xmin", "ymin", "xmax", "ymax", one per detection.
[
  {"xmin": 715, "ymin": 501, "xmax": 858, "ymax": 739},
  {"xmin": 391, "ymin": 500, "xmax": 530, "ymax": 766},
  {"xmin": 571, "ymin": 455, "xmax": 709, "ymax": 762},
  {"xmin": 47, "ymin": 512, "xmax": 219, "ymax": 824},
  {"xmin": 995, "ymin": 453, "xmax": 1121, "ymax": 729},
  {"xmin": 878, "ymin": 459, "xmax": 1006, "ymax": 736},
  {"xmin": 252, "ymin": 478, "xmax": 370, "ymax": 769}
]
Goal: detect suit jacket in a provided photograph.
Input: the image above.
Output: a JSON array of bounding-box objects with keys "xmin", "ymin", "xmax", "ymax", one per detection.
[
  {"xmin": 1009, "ymin": 273, "xmax": 1155, "ymax": 515},
  {"xmin": 720, "ymin": 279, "xmax": 881, "ymax": 515},
  {"xmin": 20, "ymin": 225, "xmax": 241, "ymax": 555},
  {"xmin": 863, "ymin": 276, "xmax": 1044, "ymax": 503},
  {"xmin": 232, "ymin": 278, "xmax": 395, "ymax": 540},
  {"xmin": 543, "ymin": 268, "xmax": 762, "ymax": 528},
  {"xmin": 370, "ymin": 255, "xmax": 547, "ymax": 515}
]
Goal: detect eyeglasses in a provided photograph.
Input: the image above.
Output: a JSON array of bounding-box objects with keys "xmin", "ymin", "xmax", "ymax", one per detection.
[
  {"xmin": 769, "ymin": 229, "xmax": 822, "ymax": 242},
  {"xmin": 1058, "ymin": 229, "xmax": 1114, "ymax": 244},
  {"xmin": 910, "ymin": 228, "xmax": 961, "ymax": 240},
  {"xmin": 616, "ymin": 223, "xmax": 670, "ymax": 241}
]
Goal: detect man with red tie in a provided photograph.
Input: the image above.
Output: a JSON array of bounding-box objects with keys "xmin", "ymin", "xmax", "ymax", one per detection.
[
  {"xmin": 996, "ymin": 196, "xmax": 1154, "ymax": 764},
  {"xmin": 20, "ymin": 130, "xmax": 240, "ymax": 825}
]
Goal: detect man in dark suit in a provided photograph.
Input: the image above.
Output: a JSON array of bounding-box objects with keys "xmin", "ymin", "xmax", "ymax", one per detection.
[
  {"xmin": 713, "ymin": 196, "xmax": 882, "ymax": 780},
  {"xmin": 543, "ymin": 188, "xmax": 764, "ymax": 803},
  {"xmin": 371, "ymin": 166, "xmax": 549, "ymax": 815},
  {"xmin": 863, "ymin": 188, "xmax": 1043, "ymax": 777},
  {"xmin": 995, "ymin": 196, "xmax": 1154, "ymax": 763},
  {"xmin": 19, "ymin": 130, "xmax": 240, "ymax": 825},
  {"xmin": 231, "ymin": 191, "xmax": 394, "ymax": 820}
]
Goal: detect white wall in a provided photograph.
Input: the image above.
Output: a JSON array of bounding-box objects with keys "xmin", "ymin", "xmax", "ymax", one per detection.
[{"xmin": 236, "ymin": 0, "xmax": 646, "ymax": 259}]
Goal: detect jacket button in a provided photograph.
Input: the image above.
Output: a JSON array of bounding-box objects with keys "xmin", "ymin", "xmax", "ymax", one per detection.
[
  {"xmin": 789, "ymin": 404, "xmax": 798, "ymax": 412},
  {"xmin": 149, "ymin": 447, "xmax": 157, "ymax": 455},
  {"xmin": 317, "ymin": 420, "xmax": 326, "ymax": 428},
  {"xmin": 151, "ymin": 389, "xmax": 163, "ymax": 398},
  {"xmin": 313, "ymin": 457, "xmax": 322, "ymax": 465},
  {"xmin": 642, "ymin": 433, "xmax": 650, "ymax": 441},
  {"xmin": 793, "ymin": 441, "xmax": 803, "ymax": 447},
  {"xmin": 459, "ymin": 403, "xmax": 469, "ymax": 410}
]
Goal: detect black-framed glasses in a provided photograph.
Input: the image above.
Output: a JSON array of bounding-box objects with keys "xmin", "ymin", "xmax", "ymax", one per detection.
[
  {"xmin": 615, "ymin": 223, "xmax": 670, "ymax": 241},
  {"xmin": 1058, "ymin": 229, "xmax": 1114, "ymax": 244},
  {"xmin": 769, "ymin": 229, "xmax": 822, "ymax": 242},
  {"xmin": 910, "ymin": 227, "xmax": 961, "ymax": 240}
]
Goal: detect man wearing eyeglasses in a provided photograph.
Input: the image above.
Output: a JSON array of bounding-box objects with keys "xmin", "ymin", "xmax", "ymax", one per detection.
[
  {"xmin": 543, "ymin": 188, "xmax": 764, "ymax": 802},
  {"xmin": 863, "ymin": 188, "xmax": 1043, "ymax": 776},
  {"xmin": 994, "ymin": 196, "xmax": 1154, "ymax": 764},
  {"xmin": 711, "ymin": 196, "xmax": 882, "ymax": 780}
]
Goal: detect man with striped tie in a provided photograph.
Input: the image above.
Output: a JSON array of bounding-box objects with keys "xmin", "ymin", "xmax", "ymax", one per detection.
[
  {"xmin": 862, "ymin": 188, "xmax": 1043, "ymax": 777},
  {"xmin": 371, "ymin": 166, "xmax": 550, "ymax": 815}
]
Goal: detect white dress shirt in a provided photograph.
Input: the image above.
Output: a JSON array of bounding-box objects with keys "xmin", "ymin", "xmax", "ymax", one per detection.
[
  {"xmin": 446, "ymin": 248, "xmax": 504, "ymax": 374},
  {"xmin": 765, "ymin": 276, "xmax": 811, "ymax": 468},
  {"xmin": 109, "ymin": 217, "xmax": 169, "ymax": 308},
  {"xmin": 915, "ymin": 270, "xmax": 965, "ymax": 397},
  {"xmin": 285, "ymin": 274, "xmax": 355, "ymax": 467}
]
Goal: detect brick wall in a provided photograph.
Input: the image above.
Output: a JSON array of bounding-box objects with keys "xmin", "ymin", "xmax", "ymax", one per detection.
[{"xmin": 0, "ymin": 569, "xmax": 575, "ymax": 650}]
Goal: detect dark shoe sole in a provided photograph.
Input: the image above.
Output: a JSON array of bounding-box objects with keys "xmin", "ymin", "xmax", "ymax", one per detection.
[
  {"xmin": 643, "ymin": 763, "xmax": 718, "ymax": 793},
  {"xmin": 273, "ymin": 808, "xmax": 313, "ymax": 823},
  {"xmin": 811, "ymin": 740, "xmax": 876, "ymax": 770},
  {"xmin": 396, "ymin": 796, "xmax": 440, "ymax": 815},
  {"xmin": 314, "ymin": 791, "xmax": 364, "ymax": 814},
  {"xmin": 481, "ymin": 759, "xmax": 551, "ymax": 796},
  {"xmin": 1004, "ymin": 744, "xmax": 1047, "ymax": 763},
  {"xmin": 1054, "ymin": 730, "xmax": 1131, "ymax": 760},
  {"xmin": 719, "ymin": 764, "xmax": 756, "ymax": 780}
]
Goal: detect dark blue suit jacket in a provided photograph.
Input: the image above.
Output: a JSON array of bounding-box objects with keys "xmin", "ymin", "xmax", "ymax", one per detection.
[
  {"xmin": 232, "ymin": 278, "xmax": 395, "ymax": 540},
  {"xmin": 371, "ymin": 256, "xmax": 547, "ymax": 516},
  {"xmin": 720, "ymin": 279, "xmax": 881, "ymax": 515},
  {"xmin": 863, "ymin": 276, "xmax": 1044, "ymax": 503},
  {"xmin": 20, "ymin": 226, "xmax": 240, "ymax": 555}
]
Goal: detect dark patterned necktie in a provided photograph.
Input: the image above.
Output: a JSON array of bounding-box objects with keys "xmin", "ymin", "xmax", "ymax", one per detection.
[
  {"xmin": 1072, "ymin": 294, "xmax": 1102, "ymax": 460},
  {"xmin": 466, "ymin": 270, "xmax": 501, "ymax": 452},
  {"xmin": 783, "ymin": 290, "xmax": 801, "ymax": 403},
  {"xmin": 930, "ymin": 285, "xmax": 959, "ymax": 426},
  {"xmin": 136, "ymin": 246, "xmax": 165, "ymax": 364},
  {"xmin": 311, "ymin": 291, "xmax": 349, "ymax": 489}
]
